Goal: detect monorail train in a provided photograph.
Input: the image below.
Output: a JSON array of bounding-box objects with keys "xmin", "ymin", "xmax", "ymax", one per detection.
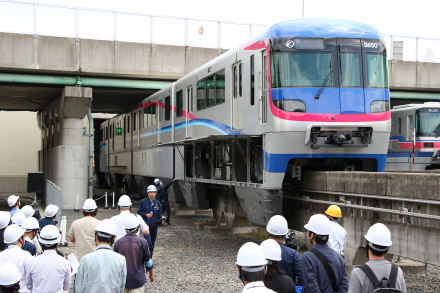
[
  {"xmin": 387, "ymin": 102, "xmax": 440, "ymax": 170},
  {"xmin": 99, "ymin": 18, "xmax": 390, "ymax": 227}
]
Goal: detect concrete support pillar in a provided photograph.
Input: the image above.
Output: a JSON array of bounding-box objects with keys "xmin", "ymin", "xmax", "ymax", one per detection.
[{"xmin": 38, "ymin": 86, "xmax": 92, "ymax": 210}]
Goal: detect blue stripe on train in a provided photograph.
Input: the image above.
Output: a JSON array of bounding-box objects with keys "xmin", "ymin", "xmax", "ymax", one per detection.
[
  {"xmin": 264, "ymin": 153, "xmax": 387, "ymax": 173},
  {"xmin": 387, "ymin": 152, "xmax": 434, "ymax": 158}
]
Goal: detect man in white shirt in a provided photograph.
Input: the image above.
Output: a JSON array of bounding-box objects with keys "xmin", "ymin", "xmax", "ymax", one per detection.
[
  {"xmin": 0, "ymin": 224, "xmax": 33, "ymax": 293},
  {"xmin": 325, "ymin": 205, "xmax": 347, "ymax": 257},
  {"xmin": 26, "ymin": 225, "xmax": 71, "ymax": 293},
  {"xmin": 111, "ymin": 195, "xmax": 150, "ymax": 241}
]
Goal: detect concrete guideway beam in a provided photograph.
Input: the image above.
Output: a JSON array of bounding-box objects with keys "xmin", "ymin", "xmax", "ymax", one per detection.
[{"xmin": 38, "ymin": 86, "xmax": 93, "ymax": 211}]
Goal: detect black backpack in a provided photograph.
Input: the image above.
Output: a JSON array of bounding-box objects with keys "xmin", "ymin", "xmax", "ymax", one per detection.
[{"xmin": 357, "ymin": 263, "xmax": 403, "ymax": 293}]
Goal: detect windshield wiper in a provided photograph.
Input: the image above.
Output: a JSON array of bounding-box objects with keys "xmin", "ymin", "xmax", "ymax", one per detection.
[{"xmin": 314, "ymin": 69, "xmax": 333, "ymax": 99}]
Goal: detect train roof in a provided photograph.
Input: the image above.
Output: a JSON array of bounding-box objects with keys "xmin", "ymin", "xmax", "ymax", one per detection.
[
  {"xmin": 253, "ymin": 18, "xmax": 384, "ymax": 41},
  {"xmin": 392, "ymin": 102, "xmax": 440, "ymax": 111}
]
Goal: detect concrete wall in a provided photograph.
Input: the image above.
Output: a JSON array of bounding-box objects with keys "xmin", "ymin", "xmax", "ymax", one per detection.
[{"xmin": 389, "ymin": 60, "xmax": 440, "ymax": 90}]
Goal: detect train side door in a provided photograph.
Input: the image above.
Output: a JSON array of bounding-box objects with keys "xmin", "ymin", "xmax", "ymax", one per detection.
[
  {"xmin": 260, "ymin": 50, "xmax": 268, "ymax": 124},
  {"xmin": 407, "ymin": 115, "xmax": 414, "ymax": 144},
  {"xmin": 337, "ymin": 38, "xmax": 365, "ymax": 114},
  {"xmin": 186, "ymin": 86, "xmax": 193, "ymax": 138},
  {"xmin": 157, "ymin": 100, "xmax": 161, "ymax": 143},
  {"xmin": 232, "ymin": 62, "xmax": 242, "ymax": 130}
]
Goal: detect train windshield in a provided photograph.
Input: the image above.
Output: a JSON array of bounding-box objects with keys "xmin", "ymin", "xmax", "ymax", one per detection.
[
  {"xmin": 271, "ymin": 52, "xmax": 333, "ymax": 88},
  {"xmin": 416, "ymin": 108, "xmax": 440, "ymax": 136},
  {"xmin": 366, "ymin": 54, "xmax": 388, "ymax": 88}
]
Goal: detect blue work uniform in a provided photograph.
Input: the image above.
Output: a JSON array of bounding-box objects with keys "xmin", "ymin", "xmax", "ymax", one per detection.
[
  {"xmin": 38, "ymin": 217, "xmax": 56, "ymax": 229},
  {"xmin": 137, "ymin": 198, "xmax": 163, "ymax": 256},
  {"xmin": 278, "ymin": 243, "xmax": 303, "ymax": 286},
  {"xmin": 301, "ymin": 244, "xmax": 349, "ymax": 293},
  {"xmin": 157, "ymin": 181, "xmax": 173, "ymax": 223}
]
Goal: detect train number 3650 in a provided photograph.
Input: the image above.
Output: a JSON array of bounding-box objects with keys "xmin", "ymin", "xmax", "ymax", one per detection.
[{"xmin": 363, "ymin": 42, "xmax": 378, "ymax": 48}]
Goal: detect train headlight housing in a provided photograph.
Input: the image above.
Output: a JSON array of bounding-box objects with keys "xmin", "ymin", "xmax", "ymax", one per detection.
[
  {"xmin": 370, "ymin": 100, "xmax": 390, "ymax": 113},
  {"xmin": 273, "ymin": 100, "xmax": 306, "ymax": 112}
]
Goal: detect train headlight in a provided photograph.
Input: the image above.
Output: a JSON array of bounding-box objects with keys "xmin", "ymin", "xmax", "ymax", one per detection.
[
  {"xmin": 370, "ymin": 100, "xmax": 390, "ymax": 113},
  {"xmin": 273, "ymin": 100, "xmax": 306, "ymax": 112}
]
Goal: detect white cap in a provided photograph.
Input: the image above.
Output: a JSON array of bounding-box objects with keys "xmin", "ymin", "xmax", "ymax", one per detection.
[
  {"xmin": 147, "ymin": 185, "xmax": 157, "ymax": 192},
  {"xmin": 83, "ymin": 198, "xmax": 98, "ymax": 212},
  {"xmin": 365, "ymin": 223, "xmax": 392, "ymax": 247},
  {"xmin": 124, "ymin": 214, "xmax": 141, "ymax": 230},
  {"xmin": 266, "ymin": 215, "xmax": 288, "ymax": 236},
  {"xmin": 44, "ymin": 204, "xmax": 59, "ymax": 217},
  {"xmin": 39, "ymin": 225, "xmax": 60, "ymax": 245},
  {"xmin": 304, "ymin": 214, "xmax": 332, "ymax": 235},
  {"xmin": 21, "ymin": 205, "xmax": 35, "ymax": 218},
  {"xmin": 117, "ymin": 195, "xmax": 132, "ymax": 207},
  {"xmin": 95, "ymin": 219, "xmax": 117, "ymax": 238},
  {"xmin": 7, "ymin": 195, "xmax": 19, "ymax": 207},
  {"xmin": 236, "ymin": 242, "xmax": 268, "ymax": 269},
  {"xmin": 260, "ymin": 239, "xmax": 282, "ymax": 262},
  {"xmin": 21, "ymin": 217, "xmax": 40, "ymax": 231},
  {"xmin": 3, "ymin": 224, "xmax": 25, "ymax": 244},
  {"xmin": 0, "ymin": 211, "xmax": 11, "ymax": 229},
  {"xmin": 154, "ymin": 178, "xmax": 161, "ymax": 185},
  {"xmin": 11, "ymin": 212, "xmax": 26, "ymax": 226},
  {"xmin": 0, "ymin": 263, "xmax": 22, "ymax": 286}
]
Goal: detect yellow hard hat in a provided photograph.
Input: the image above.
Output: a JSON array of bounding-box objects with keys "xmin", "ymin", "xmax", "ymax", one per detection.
[{"xmin": 325, "ymin": 205, "xmax": 342, "ymax": 218}]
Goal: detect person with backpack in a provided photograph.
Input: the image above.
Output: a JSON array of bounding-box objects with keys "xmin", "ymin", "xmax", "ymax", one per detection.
[
  {"xmin": 348, "ymin": 223, "xmax": 406, "ymax": 293},
  {"xmin": 302, "ymin": 214, "xmax": 348, "ymax": 293}
]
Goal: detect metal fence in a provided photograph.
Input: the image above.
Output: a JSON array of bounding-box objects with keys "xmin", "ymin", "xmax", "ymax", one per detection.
[
  {"xmin": 45, "ymin": 179, "xmax": 62, "ymax": 224},
  {"xmin": 0, "ymin": 0, "xmax": 439, "ymax": 63}
]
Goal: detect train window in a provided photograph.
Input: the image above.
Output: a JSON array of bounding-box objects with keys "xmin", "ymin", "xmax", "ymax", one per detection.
[
  {"xmin": 176, "ymin": 91, "xmax": 183, "ymax": 117},
  {"xmin": 216, "ymin": 70, "xmax": 225, "ymax": 104},
  {"xmin": 105, "ymin": 127, "xmax": 108, "ymax": 140},
  {"xmin": 197, "ymin": 80, "xmax": 205, "ymax": 110},
  {"xmin": 110, "ymin": 124, "xmax": 112, "ymax": 139},
  {"xmin": 206, "ymin": 75, "xmax": 215, "ymax": 107},
  {"xmin": 233, "ymin": 66, "xmax": 237, "ymax": 98},
  {"xmin": 294, "ymin": 38, "xmax": 324, "ymax": 49},
  {"xmin": 271, "ymin": 52, "xmax": 333, "ymax": 88},
  {"xmin": 133, "ymin": 112, "xmax": 137, "ymax": 131},
  {"xmin": 340, "ymin": 53, "xmax": 361, "ymax": 87},
  {"xmin": 397, "ymin": 117, "xmax": 402, "ymax": 135},
  {"xmin": 127, "ymin": 116, "xmax": 130, "ymax": 134},
  {"xmin": 239, "ymin": 63, "xmax": 243, "ymax": 97},
  {"xmin": 148, "ymin": 105, "xmax": 156, "ymax": 125},
  {"xmin": 143, "ymin": 108, "xmax": 149, "ymax": 127},
  {"xmin": 165, "ymin": 96, "xmax": 171, "ymax": 121},
  {"xmin": 250, "ymin": 55, "xmax": 255, "ymax": 105},
  {"xmin": 273, "ymin": 100, "xmax": 306, "ymax": 112},
  {"xmin": 367, "ymin": 54, "xmax": 388, "ymax": 88},
  {"xmin": 187, "ymin": 87, "xmax": 193, "ymax": 113},
  {"xmin": 416, "ymin": 108, "xmax": 440, "ymax": 136}
]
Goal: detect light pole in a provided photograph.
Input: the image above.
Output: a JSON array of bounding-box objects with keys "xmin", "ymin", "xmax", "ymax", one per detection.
[{"xmin": 302, "ymin": 0, "xmax": 305, "ymax": 18}]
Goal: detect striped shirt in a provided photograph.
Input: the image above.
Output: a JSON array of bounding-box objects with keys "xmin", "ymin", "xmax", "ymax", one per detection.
[
  {"xmin": 26, "ymin": 249, "xmax": 71, "ymax": 293},
  {"xmin": 0, "ymin": 245, "xmax": 33, "ymax": 293}
]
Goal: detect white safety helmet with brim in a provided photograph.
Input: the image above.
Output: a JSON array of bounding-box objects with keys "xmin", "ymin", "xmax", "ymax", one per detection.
[
  {"xmin": 0, "ymin": 211, "xmax": 11, "ymax": 229},
  {"xmin": 147, "ymin": 185, "xmax": 157, "ymax": 192},
  {"xmin": 21, "ymin": 217, "xmax": 40, "ymax": 232},
  {"xmin": 7, "ymin": 195, "xmax": 19, "ymax": 207},
  {"xmin": 21, "ymin": 205, "xmax": 35, "ymax": 218},
  {"xmin": 95, "ymin": 219, "xmax": 117, "ymax": 238},
  {"xmin": 0, "ymin": 263, "xmax": 22, "ymax": 286},
  {"xmin": 154, "ymin": 178, "xmax": 161, "ymax": 185},
  {"xmin": 117, "ymin": 195, "xmax": 132, "ymax": 208},
  {"xmin": 3, "ymin": 224, "xmax": 25, "ymax": 244},
  {"xmin": 236, "ymin": 242, "xmax": 268, "ymax": 272},
  {"xmin": 11, "ymin": 212, "xmax": 26, "ymax": 226},
  {"xmin": 260, "ymin": 239, "xmax": 282, "ymax": 262},
  {"xmin": 83, "ymin": 198, "xmax": 98, "ymax": 212},
  {"xmin": 304, "ymin": 214, "xmax": 332, "ymax": 235},
  {"xmin": 39, "ymin": 225, "xmax": 60, "ymax": 245},
  {"xmin": 124, "ymin": 214, "xmax": 141, "ymax": 232},
  {"xmin": 266, "ymin": 215, "xmax": 288, "ymax": 236},
  {"xmin": 44, "ymin": 204, "xmax": 59, "ymax": 218},
  {"xmin": 365, "ymin": 223, "xmax": 392, "ymax": 249}
]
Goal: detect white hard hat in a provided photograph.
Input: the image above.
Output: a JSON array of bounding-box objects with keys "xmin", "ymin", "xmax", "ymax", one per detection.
[
  {"xmin": 304, "ymin": 214, "xmax": 332, "ymax": 235},
  {"xmin": 0, "ymin": 211, "xmax": 11, "ymax": 229},
  {"xmin": 147, "ymin": 185, "xmax": 157, "ymax": 192},
  {"xmin": 260, "ymin": 239, "xmax": 282, "ymax": 262},
  {"xmin": 21, "ymin": 205, "xmax": 35, "ymax": 218},
  {"xmin": 95, "ymin": 219, "xmax": 117, "ymax": 238},
  {"xmin": 236, "ymin": 242, "xmax": 268, "ymax": 268},
  {"xmin": 39, "ymin": 225, "xmax": 60, "ymax": 245},
  {"xmin": 21, "ymin": 217, "xmax": 40, "ymax": 231},
  {"xmin": 83, "ymin": 198, "xmax": 98, "ymax": 212},
  {"xmin": 124, "ymin": 214, "xmax": 140, "ymax": 230},
  {"xmin": 117, "ymin": 195, "xmax": 132, "ymax": 207},
  {"xmin": 0, "ymin": 263, "xmax": 22, "ymax": 286},
  {"xmin": 154, "ymin": 178, "xmax": 161, "ymax": 185},
  {"xmin": 266, "ymin": 215, "xmax": 288, "ymax": 236},
  {"xmin": 7, "ymin": 195, "xmax": 19, "ymax": 207},
  {"xmin": 44, "ymin": 204, "xmax": 59, "ymax": 217},
  {"xmin": 365, "ymin": 223, "xmax": 392, "ymax": 247},
  {"xmin": 3, "ymin": 224, "xmax": 25, "ymax": 244},
  {"xmin": 11, "ymin": 212, "xmax": 26, "ymax": 226}
]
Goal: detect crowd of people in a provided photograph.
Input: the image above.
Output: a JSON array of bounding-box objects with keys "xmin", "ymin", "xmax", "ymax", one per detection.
[
  {"xmin": 0, "ymin": 180, "xmax": 407, "ymax": 293},
  {"xmin": 237, "ymin": 208, "xmax": 407, "ymax": 293}
]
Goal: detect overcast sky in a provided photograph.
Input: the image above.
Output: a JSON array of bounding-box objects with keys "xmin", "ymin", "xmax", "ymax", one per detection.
[{"xmin": 25, "ymin": 0, "xmax": 437, "ymax": 38}]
